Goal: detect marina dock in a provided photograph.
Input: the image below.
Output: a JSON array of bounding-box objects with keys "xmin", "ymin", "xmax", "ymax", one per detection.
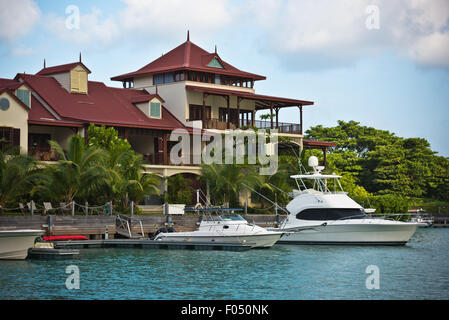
[{"xmin": 52, "ymin": 239, "xmax": 252, "ymax": 251}]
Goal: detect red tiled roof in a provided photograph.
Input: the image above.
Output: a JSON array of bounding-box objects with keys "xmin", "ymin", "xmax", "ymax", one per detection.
[
  {"xmin": 185, "ymin": 85, "xmax": 314, "ymax": 109},
  {"xmin": 36, "ymin": 62, "xmax": 91, "ymax": 76},
  {"xmin": 111, "ymin": 40, "xmax": 266, "ymax": 81},
  {"xmin": 0, "ymin": 78, "xmax": 23, "ymax": 90},
  {"xmin": 303, "ymin": 139, "xmax": 337, "ymax": 148},
  {"xmin": 131, "ymin": 93, "xmax": 165, "ymax": 103},
  {"xmin": 17, "ymin": 73, "xmax": 186, "ymax": 131}
]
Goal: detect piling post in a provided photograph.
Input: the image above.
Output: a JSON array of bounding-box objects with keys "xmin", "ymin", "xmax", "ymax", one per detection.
[
  {"xmin": 131, "ymin": 201, "xmax": 134, "ymax": 217},
  {"xmin": 47, "ymin": 215, "xmax": 53, "ymax": 236},
  {"xmin": 30, "ymin": 200, "xmax": 34, "ymax": 216},
  {"xmin": 109, "ymin": 201, "xmax": 113, "ymax": 216},
  {"xmin": 71, "ymin": 201, "xmax": 75, "ymax": 216},
  {"xmin": 84, "ymin": 201, "xmax": 89, "ymax": 215}
]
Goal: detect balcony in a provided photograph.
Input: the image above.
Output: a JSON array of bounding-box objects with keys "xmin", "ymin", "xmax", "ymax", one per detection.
[{"xmin": 203, "ymin": 118, "xmax": 302, "ymax": 134}]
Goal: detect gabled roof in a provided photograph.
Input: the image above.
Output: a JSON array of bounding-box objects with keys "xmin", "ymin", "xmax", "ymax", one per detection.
[
  {"xmin": 0, "ymin": 87, "xmax": 30, "ymax": 112},
  {"xmin": 36, "ymin": 62, "xmax": 92, "ymax": 76},
  {"xmin": 0, "ymin": 78, "xmax": 24, "ymax": 90},
  {"xmin": 131, "ymin": 93, "xmax": 165, "ymax": 104},
  {"xmin": 111, "ymin": 39, "xmax": 266, "ymax": 81},
  {"xmin": 16, "ymin": 73, "xmax": 186, "ymax": 130}
]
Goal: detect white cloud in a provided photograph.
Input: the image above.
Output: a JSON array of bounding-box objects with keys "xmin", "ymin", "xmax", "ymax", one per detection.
[
  {"xmin": 120, "ymin": 0, "xmax": 234, "ymax": 38},
  {"xmin": 0, "ymin": 0, "xmax": 40, "ymax": 42},
  {"xmin": 10, "ymin": 45, "xmax": 34, "ymax": 56},
  {"xmin": 245, "ymin": 0, "xmax": 449, "ymax": 69},
  {"xmin": 44, "ymin": 7, "xmax": 120, "ymax": 47}
]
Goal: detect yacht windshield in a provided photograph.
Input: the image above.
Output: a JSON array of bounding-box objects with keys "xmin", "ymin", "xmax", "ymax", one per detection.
[
  {"xmin": 296, "ymin": 208, "xmax": 367, "ymax": 221},
  {"xmin": 220, "ymin": 214, "xmax": 245, "ymax": 221}
]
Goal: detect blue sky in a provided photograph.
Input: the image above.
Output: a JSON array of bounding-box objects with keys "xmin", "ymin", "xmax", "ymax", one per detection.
[{"xmin": 1, "ymin": 0, "xmax": 448, "ymax": 156}]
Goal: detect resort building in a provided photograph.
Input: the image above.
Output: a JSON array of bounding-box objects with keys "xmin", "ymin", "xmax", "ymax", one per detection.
[{"xmin": 0, "ymin": 33, "xmax": 333, "ymax": 203}]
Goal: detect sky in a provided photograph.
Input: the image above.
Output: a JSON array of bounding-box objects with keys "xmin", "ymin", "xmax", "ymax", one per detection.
[{"xmin": 1, "ymin": 0, "xmax": 448, "ymax": 156}]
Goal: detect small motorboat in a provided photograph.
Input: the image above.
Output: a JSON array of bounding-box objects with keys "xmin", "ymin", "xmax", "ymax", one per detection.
[
  {"xmin": 28, "ymin": 242, "xmax": 80, "ymax": 259},
  {"xmin": 0, "ymin": 229, "xmax": 45, "ymax": 259},
  {"xmin": 153, "ymin": 208, "xmax": 284, "ymax": 248}
]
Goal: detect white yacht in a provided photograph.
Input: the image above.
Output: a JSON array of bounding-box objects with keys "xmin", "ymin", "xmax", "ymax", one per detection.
[
  {"xmin": 273, "ymin": 156, "xmax": 418, "ymax": 245},
  {"xmin": 0, "ymin": 229, "xmax": 45, "ymax": 259},
  {"xmin": 153, "ymin": 208, "xmax": 284, "ymax": 248}
]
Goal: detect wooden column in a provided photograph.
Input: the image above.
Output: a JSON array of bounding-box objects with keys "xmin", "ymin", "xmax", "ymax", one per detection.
[
  {"xmin": 237, "ymin": 97, "xmax": 241, "ymax": 128},
  {"xmin": 163, "ymin": 133, "xmax": 168, "ymax": 165},
  {"xmin": 252, "ymin": 110, "xmax": 255, "ymax": 127},
  {"xmin": 299, "ymin": 104, "xmax": 303, "ymax": 135},
  {"xmin": 270, "ymin": 103, "xmax": 274, "ymax": 129},
  {"xmin": 275, "ymin": 107, "xmax": 279, "ymax": 129},
  {"xmin": 322, "ymin": 147, "xmax": 327, "ymax": 168},
  {"xmin": 226, "ymin": 96, "xmax": 230, "ymax": 129},
  {"xmin": 202, "ymin": 93, "xmax": 207, "ymax": 129}
]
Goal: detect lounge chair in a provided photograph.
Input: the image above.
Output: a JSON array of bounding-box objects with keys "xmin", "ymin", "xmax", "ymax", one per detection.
[
  {"xmin": 19, "ymin": 203, "xmax": 25, "ymax": 215},
  {"xmin": 27, "ymin": 202, "xmax": 39, "ymax": 214},
  {"xmin": 43, "ymin": 202, "xmax": 55, "ymax": 215}
]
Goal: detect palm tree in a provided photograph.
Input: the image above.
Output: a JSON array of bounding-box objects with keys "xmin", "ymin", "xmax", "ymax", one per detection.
[
  {"xmin": 0, "ymin": 149, "xmax": 37, "ymax": 213},
  {"xmin": 32, "ymin": 135, "xmax": 109, "ymax": 204},
  {"xmin": 112, "ymin": 151, "xmax": 160, "ymax": 211},
  {"xmin": 200, "ymin": 163, "xmax": 264, "ymax": 206}
]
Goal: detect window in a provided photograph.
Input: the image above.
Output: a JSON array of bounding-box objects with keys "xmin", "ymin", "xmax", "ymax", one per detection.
[
  {"xmin": 175, "ymin": 72, "xmax": 185, "ymax": 81},
  {"xmin": 215, "ymin": 74, "xmax": 221, "ymax": 85},
  {"xmin": 0, "ymin": 127, "xmax": 20, "ymax": 152},
  {"xmin": 207, "ymin": 57, "xmax": 224, "ymax": 68},
  {"xmin": 154, "ymin": 74, "xmax": 164, "ymax": 85},
  {"xmin": 150, "ymin": 102, "xmax": 161, "ymax": 118},
  {"xmin": 165, "ymin": 72, "xmax": 174, "ymax": 83},
  {"xmin": 16, "ymin": 89, "xmax": 30, "ymax": 107},
  {"xmin": 189, "ymin": 105, "xmax": 211, "ymax": 121},
  {"xmin": 296, "ymin": 208, "xmax": 367, "ymax": 221}
]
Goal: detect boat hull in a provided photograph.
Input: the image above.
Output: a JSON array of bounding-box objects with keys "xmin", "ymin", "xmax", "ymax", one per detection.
[
  {"xmin": 0, "ymin": 230, "xmax": 44, "ymax": 259},
  {"xmin": 155, "ymin": 232, "xmax": 283, "ymax": 248},
  {"xmin": 277, "ymin": 221, "xmax": 418, "ymax": 246}
]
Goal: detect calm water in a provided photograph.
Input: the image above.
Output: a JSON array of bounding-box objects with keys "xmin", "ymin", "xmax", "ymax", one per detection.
[{"xmin": 0, "ymin": 228, "xmax": 448, "ymax": 300}]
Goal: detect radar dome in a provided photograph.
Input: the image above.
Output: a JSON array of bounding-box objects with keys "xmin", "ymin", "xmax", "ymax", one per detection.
[{"xmin": 308, "ymin": 156, "xmax": 319, "ymax": 168}]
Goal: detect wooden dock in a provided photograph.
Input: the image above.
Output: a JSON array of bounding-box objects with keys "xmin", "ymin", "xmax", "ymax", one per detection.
[{"xmin": 52, "ymin": 239, "xmax": 253, "ymax": 251}]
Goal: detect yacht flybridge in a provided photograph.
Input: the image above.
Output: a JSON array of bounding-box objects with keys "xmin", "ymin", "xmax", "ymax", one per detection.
[
  {"xmin": 153, "ymin": 208, "xmax": 284, "ymax": 248},
  {"xmin": 273, "ymin": 156, "xmax": 418, "ymax": 245}
]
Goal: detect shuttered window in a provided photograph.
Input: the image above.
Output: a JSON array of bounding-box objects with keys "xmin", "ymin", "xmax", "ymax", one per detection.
[
  {"xmin": 150, "ymin": 102, "xmax": 161, "ymax": 118},
  {"xmin": 16, "ymin": 89, "xmax": 30, "ymax": 107}
]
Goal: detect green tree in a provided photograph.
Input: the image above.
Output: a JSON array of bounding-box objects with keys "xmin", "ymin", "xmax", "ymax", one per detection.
[
  {"xmin": 32, "ymin": 135, "xmax": 109, "ymax": 203},
  {"xmin": 0, "ymin": 150, "xmax": 38, "ymax": 213},
  {"xmin": 200, "ymin": 163, "xmax": 264, "ymax": 206},
  {"xmin": 167, "ymin": 174, "xmax": 194, "ymax": 204}
]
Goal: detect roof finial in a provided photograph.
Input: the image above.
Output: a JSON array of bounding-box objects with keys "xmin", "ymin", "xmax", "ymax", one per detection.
[
  {"xmin": 156, "ymin": 85, "xmax": 158, "ymax": 95},
  {"xmin": 79, "ymin": 52, "xmax": 82, "ymax": 62},
  {"xmin": 187, "ymin": 30, "xmax": 190, "ymax": 42},
  {"xmin": 43, "ymin": 58, "xmax": 46, "ymax": 69},
  {"xmin": 215, "ymin": 45, "xmax": 217, "ymax": 54}
]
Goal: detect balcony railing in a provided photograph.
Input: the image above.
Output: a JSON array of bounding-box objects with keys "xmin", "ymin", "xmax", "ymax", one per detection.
[
  {"xmin": 203, "ymin": 118, "xmax": 301, "ymax": 134},
  {"xmin": 254, "ymin": 120, "xmax": 301, "ymax": 134}
]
